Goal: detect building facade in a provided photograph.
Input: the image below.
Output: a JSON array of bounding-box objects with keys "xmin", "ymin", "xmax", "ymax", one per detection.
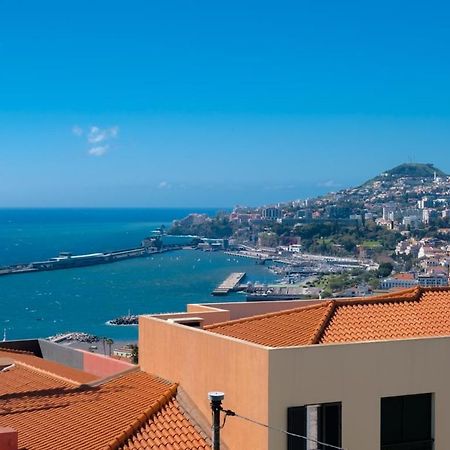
[{"xmin": 140, "ymin": 288, "xmax": 450, "ymax": 450}]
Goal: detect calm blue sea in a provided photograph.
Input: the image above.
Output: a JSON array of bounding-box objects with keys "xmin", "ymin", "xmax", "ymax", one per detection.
[{"xmin": 0, "ymin": 208, "xmax": 276, "ymax": 340}]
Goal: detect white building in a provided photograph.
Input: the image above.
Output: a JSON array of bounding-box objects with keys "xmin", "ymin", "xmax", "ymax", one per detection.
[
  {"xmin": 380, "ymin": 276, "xmax": 418, "ymax": 290},
  {"xmin": 418, "ymin": 274, "xmax": 448, "ymax": 287},
  {"xmin": 261, "ymin": 207, "xmax": 282, "ymax": 220}
]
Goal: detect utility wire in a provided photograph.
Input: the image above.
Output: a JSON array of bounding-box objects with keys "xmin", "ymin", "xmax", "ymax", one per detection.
[{"xmin": 221, "ymin": 408, "xmax": 345, "ymax": 450}]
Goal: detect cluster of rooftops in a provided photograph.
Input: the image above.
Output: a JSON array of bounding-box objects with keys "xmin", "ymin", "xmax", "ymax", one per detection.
[
  {"xmin": 0, "ymin": 347, "xmax": 209, "ymax": 450},
  {"xmin": 206, "ymin": 287, "xmax": 450, "ymax": 346},
  {"xmin": 2, "ymin": 286, "xmax": 450, "ymax": 449}
]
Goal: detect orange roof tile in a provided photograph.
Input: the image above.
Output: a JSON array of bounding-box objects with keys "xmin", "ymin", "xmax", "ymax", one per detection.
[
  {"xmin": 119, "ymin": 397, "xmax": 209, "ymax": 450},
  {"xmin": 320, "ymin": 287, "xmax": 450, "ymax": 344},
  {"xmin": 205, "ymin": 287, "xmax": 450, "ymax": 347},
  {"xmin": 0, "ymin": 353, "xmax": 210, "ymax": 450},
  {"xmin": 393, "ymin": 273, "xmax": 416, "ymax": 280},
  {"xmin": 205, "ymin": 302, "xmax": 334, "ymax": 347},
  {"xmin": 0, "ymin": 348, "xmax": 97, "ymax": 384}
]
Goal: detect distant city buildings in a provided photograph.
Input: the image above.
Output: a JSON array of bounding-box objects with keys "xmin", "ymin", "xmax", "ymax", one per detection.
[{"xmin": 261, "ymin": 207, "xmax": 282, "ymax": 220}]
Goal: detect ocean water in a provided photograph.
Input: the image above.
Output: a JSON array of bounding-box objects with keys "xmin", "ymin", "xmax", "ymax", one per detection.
[{"xmin": 0, "ymin": 208, "xmax": 276, "ymax": 340}]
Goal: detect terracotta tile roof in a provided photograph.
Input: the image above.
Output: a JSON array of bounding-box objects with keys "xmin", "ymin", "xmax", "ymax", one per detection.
[
  {"xmin": 205, "ymin": 302, "xmax": 334, "ymax": 347},
  {"xmin": 393, "ymin": 273, "xmax": 416, "ymax": 280},
  {"xmin": 0, "ymin": 352, "xmax": 210, "ymax": 450},
  {"xmin": 205, "ymin": 287, "xmax": 450, "ymax": 347},
  {"xmin": 119, "ymin": 397, "xmax": 210, "ymax": 450},
  {"xmin": 320, "ymin": 287, "xmax": 450, "ymax": 344},
  {"xmin": 0, "ymin": 348, "xmax": 97, "ymax": 384}
]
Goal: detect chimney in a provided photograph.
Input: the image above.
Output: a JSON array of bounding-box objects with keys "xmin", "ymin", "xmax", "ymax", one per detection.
[{"xmin": 0, "ymin": 427, "xmax": 18, "ymax": 450}]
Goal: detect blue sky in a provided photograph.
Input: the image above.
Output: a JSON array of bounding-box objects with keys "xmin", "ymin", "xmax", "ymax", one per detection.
[{"xmin": 1, "ymin": 1, "xmax": 450, "ymax": 207}]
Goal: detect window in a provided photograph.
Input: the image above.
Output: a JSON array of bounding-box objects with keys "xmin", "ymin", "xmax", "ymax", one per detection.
[
  {"xmin": 381, "ymin": 393, "xmax": 433, "ymax": 450},
  {"xmin": 287, "ymin": 403, "xmax": 341, "ymax": 450}
]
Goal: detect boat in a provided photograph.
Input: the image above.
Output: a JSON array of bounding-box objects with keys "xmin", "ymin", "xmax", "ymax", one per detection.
[
  {"xmin": 31, "ymin": 252, "xmax": 108, "ymax": 270},
  {"xmin": 246, "ymin": 292, "xmax": 305, "ymax": 301}
]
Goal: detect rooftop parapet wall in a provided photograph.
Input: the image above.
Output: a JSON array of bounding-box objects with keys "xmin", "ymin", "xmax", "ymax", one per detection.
[
  {"xmin": 81, "ymin": 350, "xmax": 134, "ymax": 378},
  {"xmin": 147, "ymin": 299, "xmax": 323, "ymax": 327},
  {"xmin": 0, "ymin": 339, "xmax": 134, "ymax": 379},
  {"xmin": 139, "ymin": 315, "xmax": 271, "ymax": 450},
  {"xmin": 188, "ymin": 299, "xmax": 322, "ymax": 321},
  {"xmin": 148, "ymin": 310, "xmax": 230, "ymax": 326}
]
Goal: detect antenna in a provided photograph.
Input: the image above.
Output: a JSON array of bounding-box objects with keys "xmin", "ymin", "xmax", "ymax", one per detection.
[{"xmin": 208, "ymin": 391, "xmax": 225, "ymax": 450}]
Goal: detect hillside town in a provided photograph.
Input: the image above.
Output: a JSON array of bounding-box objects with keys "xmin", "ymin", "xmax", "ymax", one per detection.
[{"xmin": 170, "ymin": 163, "xmax": 450, "ymax": 297}]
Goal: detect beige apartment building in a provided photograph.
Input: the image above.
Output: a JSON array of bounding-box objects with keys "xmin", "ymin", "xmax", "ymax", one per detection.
[{"xmin": 139, "ymin": 287, "xmax": 450, "ymax": 450}]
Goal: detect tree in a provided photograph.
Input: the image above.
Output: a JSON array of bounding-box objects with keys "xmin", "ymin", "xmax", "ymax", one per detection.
[
  {"xmin": 129, "ymin": 344, "xmax": 139, "ymax": 364},
  {"xmin": 105, "ymin": 338, "xmax": 114, "ymax": 356},
  {"xmin": 377, "ymin": 262, "xmax": 393, "ymax": 278},
  {"xmin": 101, "ymin": 337, "xmax": 107, "ymax": 355}
]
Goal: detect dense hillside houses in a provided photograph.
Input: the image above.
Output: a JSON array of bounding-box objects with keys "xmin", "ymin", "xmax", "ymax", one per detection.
[{"xmin": 170, "ymin": 163, "xmax": 450, "ymax": 295}]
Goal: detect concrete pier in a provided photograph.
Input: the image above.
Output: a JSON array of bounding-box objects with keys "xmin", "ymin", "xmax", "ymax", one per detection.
[{"xmin": 212, "ymin": 272, "xmax": 246, "ymax": 296}]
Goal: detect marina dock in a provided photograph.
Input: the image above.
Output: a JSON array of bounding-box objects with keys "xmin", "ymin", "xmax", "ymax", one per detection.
[{"xmin": 212, "ymin": 272, "xmax": 246, "ymax": 296}]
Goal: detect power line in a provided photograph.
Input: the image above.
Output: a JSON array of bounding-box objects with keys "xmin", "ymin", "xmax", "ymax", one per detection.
[{"xmin": 221, "ymin": 408, "xmax": 345, "ymax": 450}]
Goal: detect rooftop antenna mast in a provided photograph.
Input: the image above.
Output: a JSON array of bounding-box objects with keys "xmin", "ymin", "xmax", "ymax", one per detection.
[{"xmin": 208, "ymin": 391, "xmax": 224, "ymax": 450}]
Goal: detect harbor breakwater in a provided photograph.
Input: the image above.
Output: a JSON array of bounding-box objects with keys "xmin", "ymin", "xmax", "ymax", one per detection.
[{"xmin": 0, "ymin": 246, "xmax": 178, "ymax": 277}]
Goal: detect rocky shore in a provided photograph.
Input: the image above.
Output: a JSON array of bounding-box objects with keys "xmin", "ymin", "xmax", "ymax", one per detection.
[
  {"xmin": 47, "ymin": 332, "xmax": 99, "ymax": 343},
  {"xmin": 106, "ymin": 314, "xmax": 139, "ymax": 326}
]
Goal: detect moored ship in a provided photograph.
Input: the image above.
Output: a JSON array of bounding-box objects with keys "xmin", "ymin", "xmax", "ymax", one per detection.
[{"xmin": 31, "ymin": 252, "xmax": 108, "ymax": 270}]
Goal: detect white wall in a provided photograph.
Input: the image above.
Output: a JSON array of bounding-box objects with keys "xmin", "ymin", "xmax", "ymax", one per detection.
[{"xmin": 269, "ymin": 336, "xmax": 450, "ymax": 450}]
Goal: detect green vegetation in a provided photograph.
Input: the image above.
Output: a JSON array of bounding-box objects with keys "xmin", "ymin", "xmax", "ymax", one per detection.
[
  {"xmin": 310, "ymin": 268, "xmax": 381, "ymax": 294},
  {"xmin": 272, "ymin": 220, "xmax": 403, "ymax": 258},
  {"xmin": 366, "ymin": 163, "xmax": 447, "ymax": 185},
  {"xmin": 377, "ymin": 262, "xmax": 393, "ymax": 278},
  {"xmin": 129, "ymin": 344, "xmax": 138, "ymax": 364},
  {"xmin": 385, "ymin": 163, "xmax": 446, "ymax": 178},
  {"xmin": 169, "ymin": 216, "xmax": 233, "ymax": 239},
  {"xmin": 361, "ymin": 240, "xmax": 382, "ymax": 249}
]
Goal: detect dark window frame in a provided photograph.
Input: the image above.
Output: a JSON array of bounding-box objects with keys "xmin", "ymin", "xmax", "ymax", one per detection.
[
  {"xmin": 380, "ymin": 393, "xmax": 434, "ymax": 450},
  {"xmin": 287, "ymin": 402, "xmax": 342, "ymax": 450}
]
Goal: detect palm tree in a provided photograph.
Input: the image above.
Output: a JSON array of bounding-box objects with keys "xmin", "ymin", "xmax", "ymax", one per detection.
[
  {"xmin": 101, "ymin": 337, "xmax": 107, "ymax": 355},
  {"xmin": 130, "ymin": 344, "xmax": 138, "ymax": 364},
  {"xmin": 105, "ymin": 338, "xmax": 114, "ymax": 357}
]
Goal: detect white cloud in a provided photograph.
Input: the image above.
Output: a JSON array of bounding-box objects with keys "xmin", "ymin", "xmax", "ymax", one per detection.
[
  {"xmin": 72, "ymin": 125, "xmax": 83, "ymax": 136},
  {"xmin": 88, "ymin": 145, "xmax": 109, "ymax": 157},
  {"xmin": 72, "ymin": 124, "xmax": 119, "ymax": 157},
  {"xmin": 87, "ymin": 126, "xmax": 119, "ymax": 144},
  {"xmin": 158, "ymin": 181, "xmax": 171, "ymax": 189}
]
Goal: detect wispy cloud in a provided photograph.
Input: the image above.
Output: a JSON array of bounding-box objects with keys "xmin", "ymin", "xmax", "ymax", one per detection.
[
  {"xmin": 72, "ymin": 125, "xmax": 119, "ymax": 156},
  {"xmin": 157, "ymin": 181, "xmax": 171, "ymax": 189},
  {"xmin": 87, "ymin": 126, "xmax": 119, "ymax": 144},
  {"xmin": 318, "ymin": 179, "xmax": 342, "ymax": 188},
  {"xmin": 88, "ymin": 146, "xmax": 109, "ymax": 157},
  {"xmin": 72, "ymin": 125, "xmax": 83, "ymax": 136}
]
